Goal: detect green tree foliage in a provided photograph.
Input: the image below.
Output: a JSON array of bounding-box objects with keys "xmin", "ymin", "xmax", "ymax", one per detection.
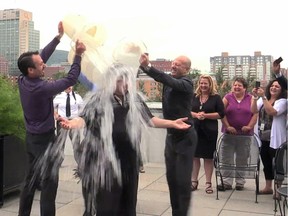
[
  {"xmin": 214, "ymin": 66, "xmax": 257, "ymax": 97},
  {"xmin": 153, "ymin": 82, "xmax": 163, "ymax": 102},
  {"xmin": 215, "ymin": 66, "xmax": 225, "ymax": 88},
  {"xmin": 138, "ymin": 80, "xmax": 148, "ymax": 97},
  {"xmin": 0, "ymin": 76, "xmax": 25, "ymax": 140},
  {"xmin": 188, "ymin": 68, "xmax": 201, "ymax": 81},
  {"xmin": 245, "ymin": 70, "xmax": 256, "ymax": 92},
  {"xmin": 214, "ymin": 66, "xmax": 231, "ymax": 97},
  {"xmin": 188, "ymin": 68, "xmax": 201, "ymax": 91},
  {"xmin": 52, "ymin": 71, "xmax": 67, "ymax": 80}
]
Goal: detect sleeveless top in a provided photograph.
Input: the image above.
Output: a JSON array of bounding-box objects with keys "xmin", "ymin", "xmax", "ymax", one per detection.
[{"xmin": 222, "ymin": 92, "xmax": 254, "ymax": 135}]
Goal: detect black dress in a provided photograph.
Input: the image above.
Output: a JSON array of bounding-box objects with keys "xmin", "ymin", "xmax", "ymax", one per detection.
[{"xmin": 191, "ymin": 94, "xmax": 225, "ymax": 159}]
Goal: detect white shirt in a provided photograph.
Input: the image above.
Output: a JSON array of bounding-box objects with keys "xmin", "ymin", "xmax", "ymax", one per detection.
[
  {"xmin": 53, "ymin": 91, "xmax": 83, "ymax": 119},
  {"xmin": 257, "ymin": 98, "xmax": 287, "ymax": 149}
]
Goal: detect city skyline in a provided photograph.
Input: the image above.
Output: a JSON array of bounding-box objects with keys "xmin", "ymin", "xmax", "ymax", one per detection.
[{"xmin": 1, "ymin": 0, "xmax": 287, "ymax": 72}]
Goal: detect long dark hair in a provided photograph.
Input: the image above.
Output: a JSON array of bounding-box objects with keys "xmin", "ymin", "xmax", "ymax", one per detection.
[{"xmin": 265, "ymin": 79, "xmax": 287, "ymax": 100}]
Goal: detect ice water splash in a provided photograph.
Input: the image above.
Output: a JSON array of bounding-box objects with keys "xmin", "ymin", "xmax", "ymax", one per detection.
[
  {"xmin": 78, "ymin": 63, "xmax": 150, "ymax": 191},
  {"xmin": 33, "ymin": 63, "xmax": 151, "ymax": 213},
  {"xmin": 30, "ymin": 129, "xmax": 68, "ymax": 190}
]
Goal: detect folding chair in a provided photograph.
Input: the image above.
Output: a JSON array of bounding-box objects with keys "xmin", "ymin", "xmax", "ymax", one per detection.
[
  {"xmin": 273, "ymin": 141, "xmax": 288, "ymax": 216},
  {"xmin": 213, "ymin": 133, "xmax": 261, "ymax": 203}
]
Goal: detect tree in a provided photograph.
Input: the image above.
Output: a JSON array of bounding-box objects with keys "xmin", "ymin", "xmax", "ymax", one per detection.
[
  {"xmin": 186, "ymin": 68, "xmax": 201, "ymax": 91},
  {"xmin": 0, "ymin": 75, "xmax": 25, "ymax": 140},
  {"xmin": 188, "ymin": 68, "xmax": 201, "ymax": 81},
  {"xmin": 153, "ymin": 82, "xmax": 163, "ymax": 102},
  {"xmin": 215, "ymin": 66, "xmax": 225, "ymax": 87},
  {"xmin": 214, "ymin": 66, "xmax": 258, "ymax": 97},
  {"xmin": 214, "ymin": 66, "xmax": 231, "ymax": 97},
  {"xmin": 138, "ymin": 80, "xmax": 148, "ymax": 97},
  {"xmin": 245, "ymin": 70, "xmax": 256, "ymax": 92}
]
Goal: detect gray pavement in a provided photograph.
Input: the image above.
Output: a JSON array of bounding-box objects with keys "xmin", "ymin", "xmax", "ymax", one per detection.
[{"xmin": 0, "ymin": 154, "xmax": 280, "ymax": 216}]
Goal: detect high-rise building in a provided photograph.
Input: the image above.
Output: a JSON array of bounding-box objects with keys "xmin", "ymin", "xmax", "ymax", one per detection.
[
  {"xmin": 0, "ymin": 9, "xmax": 39, "ymax": 75},
  {"xmin": 210, "ymin": 51, "xmax": 274, "ymax": 82}
]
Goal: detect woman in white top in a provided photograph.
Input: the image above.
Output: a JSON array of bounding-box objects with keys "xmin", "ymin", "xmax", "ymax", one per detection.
[{"xmin": 251, "ymin": 79, "xmax": 287, "ymax": 195}]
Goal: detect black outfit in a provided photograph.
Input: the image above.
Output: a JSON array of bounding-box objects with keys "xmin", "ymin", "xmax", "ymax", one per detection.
[
  {"xmin": 191, "ymin": 94, "xmax": 225, "ymax": 159},
  {"xmin": 141, "ymin": 66, "xmax": 197, "ymax": 216},
  {"xmin": 19, "ymin": 130, "xmax": 58, "ymax": 216},
  {"xmin": 80, "ymin": 92, "xmax": 153, "ymax": 216},
  {"xmin": 258, "ymin": 105, "xmax": 276, "ymax": 180},
  {"xmin": 260, "ymin": 140, "xmax": 277, "ymax": 180}
]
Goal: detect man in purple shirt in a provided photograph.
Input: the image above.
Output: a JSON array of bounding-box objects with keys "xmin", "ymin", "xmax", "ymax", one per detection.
[{"xmin": 17, "ymin": 22, "xmax": 86, "ymax": 216}]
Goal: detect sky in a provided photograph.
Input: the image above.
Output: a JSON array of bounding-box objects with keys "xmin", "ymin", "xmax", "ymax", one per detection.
[{"xmin": 1, "ymin": 0, "xmax": 287, "ymax": 72}]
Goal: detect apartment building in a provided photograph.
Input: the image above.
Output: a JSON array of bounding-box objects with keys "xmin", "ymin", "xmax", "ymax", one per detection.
[
  {"xmin": 0, "ymin": 9, "xmax": 39, "ymax": 75},
  {"xmin": 210, "ymin": 51, "xmax": 274, "ymax": 82}
]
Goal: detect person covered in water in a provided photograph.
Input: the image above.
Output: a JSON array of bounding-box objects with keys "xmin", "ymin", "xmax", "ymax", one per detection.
[{"xmin": 60, "ymin": 63, "xmax": 191, "ymax": 216}]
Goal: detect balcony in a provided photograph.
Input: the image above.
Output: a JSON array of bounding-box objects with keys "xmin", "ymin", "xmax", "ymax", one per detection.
[{"xmin": 0, "ymin": 111, "xmax": 279, "ymax": 216}]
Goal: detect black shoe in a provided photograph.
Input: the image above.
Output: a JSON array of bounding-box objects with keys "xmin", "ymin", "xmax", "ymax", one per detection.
[{"xmin": 217, "ymin": 184, "xmax": 232, "ymax": 191}]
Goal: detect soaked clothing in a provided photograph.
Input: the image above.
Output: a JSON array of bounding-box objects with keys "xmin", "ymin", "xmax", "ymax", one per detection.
[
  {"xmin": 80, "ymin": 92, "xmax": 153, "ymax": 216},
  {"xmin": 141, "ymin": 66, "xmax": 197, "ymax": 216}
]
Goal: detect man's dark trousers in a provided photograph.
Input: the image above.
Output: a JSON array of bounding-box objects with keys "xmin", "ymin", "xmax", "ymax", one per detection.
[
  {"xmin": 165, "ymin": 128, "xmax": 197, "ymax": 216},
  {"xmin": 18, "ymin": 130, "xmax": 59, "ymax": 216}
]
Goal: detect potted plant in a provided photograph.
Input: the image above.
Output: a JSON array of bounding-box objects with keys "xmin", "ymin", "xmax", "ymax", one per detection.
[{"xmin": 0, "ymin": 75, "xmax": 27, "ymax": 207}]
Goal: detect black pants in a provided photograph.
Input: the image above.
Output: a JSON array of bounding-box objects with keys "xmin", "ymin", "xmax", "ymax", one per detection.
[
  {"xmin": 165, "ymin": 128, "xmax": 197, "ymax": 216},
  {"xmin": 260, "ymin": 140, "xmax": 277, "ymax": 180},
  {"xmin": 18, "ymin": 130, "xmax": 59, "ymax": 216},
  {"xmin": 82, "ymin": 159, "xmax": 139, "ymax": 216}
]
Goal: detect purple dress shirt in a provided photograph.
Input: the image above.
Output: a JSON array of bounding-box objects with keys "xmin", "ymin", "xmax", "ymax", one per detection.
[{"xmin": 18, "ymin": 37, "xmax": 81, "ymax": 134}]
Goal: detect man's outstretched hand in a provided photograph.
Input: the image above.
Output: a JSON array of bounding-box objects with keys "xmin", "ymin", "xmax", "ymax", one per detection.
[{"xmin": 174, "ymin": 117, "xmax": 191, "ymax": 130}]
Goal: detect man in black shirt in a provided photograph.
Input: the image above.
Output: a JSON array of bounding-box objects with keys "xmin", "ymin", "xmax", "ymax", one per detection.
[{"xmin": 140, "ymin": 54, "xmax": 198, "ymax": 216}]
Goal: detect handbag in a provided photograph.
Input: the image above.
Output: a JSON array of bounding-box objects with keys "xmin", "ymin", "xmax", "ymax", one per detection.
[{"xmin": 258, "ymin": 104, "xmax": 273, "ymax": 141}]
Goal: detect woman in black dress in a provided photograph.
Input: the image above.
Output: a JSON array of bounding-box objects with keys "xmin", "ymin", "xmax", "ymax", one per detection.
[{"xmin": 191, "ymin": 75, "xmax": 225, "ymax": 194}]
